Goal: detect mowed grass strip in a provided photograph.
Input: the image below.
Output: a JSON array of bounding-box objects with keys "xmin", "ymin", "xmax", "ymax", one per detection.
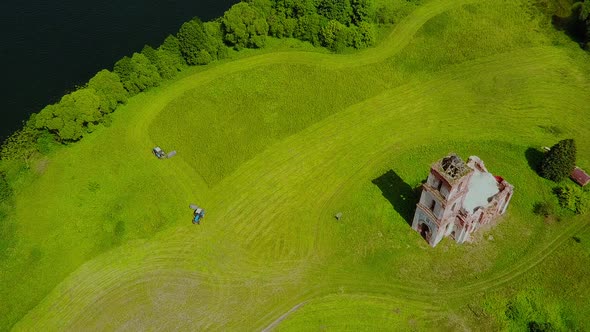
[
  {"xmin": 15, "ymin": 45, "xmax": 590, "ymax": 330},
  {"xmin": 6, "ymin": 0, "xmax": 590, "ymax": 330}
]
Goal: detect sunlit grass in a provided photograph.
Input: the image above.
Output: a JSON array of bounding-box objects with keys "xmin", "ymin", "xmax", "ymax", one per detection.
[{"xmin": 3, "ymin": 0, "xmax": 590, "ymax": 330}]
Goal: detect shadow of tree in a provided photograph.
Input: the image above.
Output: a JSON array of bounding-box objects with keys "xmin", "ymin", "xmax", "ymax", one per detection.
[
  {"xmin": 525, "ymin": 147, "xmax": 544, "ymax": 176},
  {"xmin": 552, "ymin": 12, "xmax": 587, "ymax": 48},
  {"xmin": 372, "ymin": 170, "xmax": 420, "ymax": 226}
]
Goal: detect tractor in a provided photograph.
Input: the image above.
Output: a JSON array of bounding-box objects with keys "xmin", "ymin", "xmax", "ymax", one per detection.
[
  {"xmin": 152, "ymin": 146, "xmax": 166, "ymax": 159},
  {"xmin": 190, "ymin": 204, "xmax": 206, "ymax": 224},
  {"xmin": 152, "ymin": 146, "xmax": 177, "ymax": 159}
]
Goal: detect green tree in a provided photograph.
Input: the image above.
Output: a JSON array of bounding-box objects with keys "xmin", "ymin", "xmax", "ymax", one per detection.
[
  {"xmin": 540, "ymin": 139, "xmax": 576, "ymax": 182},
  {"xmin": 274, "ymin": 0, "xmax": 316, "ymax": 18},
  {"xmin": 222, "ymin": 2, "xmax": 269, "ymax": 49},
  {"xmin": 61, "ymin": 88, "xmax": 102, "ymax": 126},
  {"xmin": 113, "ymin": 53, "xmax": 161, "ymax": 95},
  {"xmin": 375, "ymin": 2, "xmax": 396, "ymax": 24},
  {"xmin": 554, "ymin": 184, "xmax": 589, "ymax": 214},
  {"xmin": 357, "ymin": 21, "xmax": 376, "ymax": 47},
  {"xmin": 320, "ymin": 20, "xmax": 350, "ymax": 52},
  {"xmin": 574, "ymin": 0, "xmax": 590, "ymax": 21},
  {"xmin": 204, "ymin": 21, "xmax": 229, "ymax": 59},
  {"xmin": 177, "ymin": 18, "xmax": 222, "ymax": 65},
  {"xmin": 295, "ymin": 13, "xmax": 326, "ymax": 46},
  {"xmin": 581, "ymin": 0, "xmax": 590, "ymax": 47},
  {"xmin": 247, "ymin": 0, "xmax": 273, "ymax": 17},
  {"xmin": 87, "ymin": 69, "xmax": 128, "ymax": 113},
  {"xmin": 141, "ymin": 45, "xmax": 179, "ymax": 79},
  {"xmin": 160, "ymin": 35, "xmax": 186, "ymax": 63},
  {"xmin": 35, "ymin": 88, "xmax": 101, "ymax": 142},
  {"xmin": 0, "ymin": 171, "xmax": 11, "ymax": 203},
  {"xmin": 0, "ymin": 124, "xmax": 40, "ymax": 168},
  {"xmin": 158, "ymin": 35, "xmax": 187, "ymax": 74},
  {"xmin": 350, "ymin": 0, "xmax": 374, "ymax": 24},
  {"xmin": 267, "ymin": 10, "xmax": 298, "ymax": 37},
  {"xmin": 316, "ymin": 0, "xmax": 353, "ymax": 25}
]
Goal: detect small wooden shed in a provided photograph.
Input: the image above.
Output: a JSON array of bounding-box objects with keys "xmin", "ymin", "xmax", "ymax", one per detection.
[{"xmin": 571, "ymin": 167, "xmax": 590, "ymax": 187}]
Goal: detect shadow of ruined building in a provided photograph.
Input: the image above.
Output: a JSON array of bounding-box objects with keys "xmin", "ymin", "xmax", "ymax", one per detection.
[{"xmin": 372, "ymin": 170, "xmax": 419, "ymax": 226}]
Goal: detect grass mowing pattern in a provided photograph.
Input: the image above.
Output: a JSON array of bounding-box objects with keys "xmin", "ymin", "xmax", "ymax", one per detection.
[{"xmin": 3, "ymin": 0, "xmax": 590, "ymax": 330}]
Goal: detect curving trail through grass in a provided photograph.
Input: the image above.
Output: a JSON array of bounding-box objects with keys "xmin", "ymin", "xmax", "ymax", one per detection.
[{"xmin": 12, "ymin": 0, "xmax": 590, "ymax": 330}]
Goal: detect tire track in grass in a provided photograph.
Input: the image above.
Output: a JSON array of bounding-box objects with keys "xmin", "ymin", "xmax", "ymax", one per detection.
[
  {"xmin": 18, "ymin": 0, "xmax": 473, "ymax": 323},
  {"xmin": 161, "ymin": 46, "xmax": 586, "ymax": 327},
  {"xmin": 15, "ymin": 0, "xmax": 590, "ymax": 329},
  {"xmin": 219, "ymin": 48, "xmax": 589, "ymax": 325},
  {"xmin": 207, "ymin": 46, "xmax": 588, "ymax": 324}
]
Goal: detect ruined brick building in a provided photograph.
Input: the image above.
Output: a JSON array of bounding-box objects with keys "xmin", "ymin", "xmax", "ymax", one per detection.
[{"xmin": 412, "ymin": 154, "xmax": 514, "ymax": 247}]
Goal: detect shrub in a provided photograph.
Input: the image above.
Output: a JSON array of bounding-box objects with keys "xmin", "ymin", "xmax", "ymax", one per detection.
[
  {"xmin": 36, "ymin": 131, "xmax": 59, "ymax": 155},
  {"xmin": 533, "ymin": 201, "xmax": 555, "ymax": 217},
  {"xmin": 540, "ymin": 139, "xmax": 576, "ymax": 182},
  {"xmin": 375, "ymin": 2, "xmax": 396, "ymax": 24},
  {"xmin": 528, "ymin": 321, "xmax": 555, "ymax": 332},
  {"xmin": 553, "ymin": 184, "xmax": 589, "ymax": 214},
  {"xmin": 0, "ymin": 125, "xmax": 40, "ymax": 166},
  {"xmin": 0, "ymin": 172, "xmax": 11, "ymax": 203},
  {"xmin": 554, "ymin": 185, "xmax": 577, "ymax": 212}
]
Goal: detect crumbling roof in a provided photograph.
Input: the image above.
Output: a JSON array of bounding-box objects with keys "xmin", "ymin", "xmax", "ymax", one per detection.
[
  {"xmin": 462, "ymin": 169, "xmax": 500, "ymax": 213},
  {"xmin": 571, "ymin": 167, "xmax": 590, "ymax": 187},
  {"xmin": 435, "ymin": 154, "xmax": 472, "ymax": 183}
]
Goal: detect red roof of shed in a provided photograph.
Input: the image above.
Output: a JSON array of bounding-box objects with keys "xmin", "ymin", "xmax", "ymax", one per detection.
[{"xmin": 571, "ymin": 167, "xmax": 590, "ymax": 186}]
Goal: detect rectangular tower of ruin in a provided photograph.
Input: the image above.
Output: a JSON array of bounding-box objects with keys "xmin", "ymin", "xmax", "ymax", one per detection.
[{"xmin": 412, "ymin": 154, "xmax": 513, "ymax": 247}]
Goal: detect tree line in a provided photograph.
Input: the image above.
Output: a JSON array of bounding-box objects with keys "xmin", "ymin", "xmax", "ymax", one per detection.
[
  {"xmin": 1, "ymin": 0, "xmax": 387, "ymax": 164},
  {"xmin": 575, "ymin": 0, "xmax": 590, "ymax": 47},
  {"xmin": 540, "ymin": 0, "xmax": 590, "ymax": 49}
]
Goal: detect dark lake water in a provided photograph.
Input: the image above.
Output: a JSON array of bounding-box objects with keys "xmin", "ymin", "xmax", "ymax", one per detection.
[{"xmin": 0, "ymin": 0, "xmax": 238, "ymax": 141}]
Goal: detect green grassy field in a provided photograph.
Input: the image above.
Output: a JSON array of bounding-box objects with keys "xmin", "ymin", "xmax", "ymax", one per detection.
[{"xmin": 2, "ymin": 0, "xmax": 590, "ymax": 330}]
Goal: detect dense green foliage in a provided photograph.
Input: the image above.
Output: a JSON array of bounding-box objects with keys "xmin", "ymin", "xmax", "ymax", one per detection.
[
  {"xmin": 160, "ymin": 35, "xmax": 187, "ymax": 65},
  {"xmin": 141, "ymin": 45, "xmax": 182, "ymax": 79},
  {"xmin": 87, "ymin": 70, "xmax": 128, "ymax": 113},
  {"xmin": 483, "ymin": 287, "xmax": 571, "ymax": 331},
  {"xmin": 34, "ymin": 88, "xmax": 102, "ymax": 141},
  {"xmin": 540, "ymin": 139, "xmax": 577, "ymax": 182},
  {"xmin": 222, "ymin": 2, "xmax": 270, "ymax": 49},
  {"xmin": 0, "ymin": 171, "xmax": 11, "ymax": 203},
  {"xmin": 0, "ymin": 125, "xmax": 41, "ymax": 167},
  {"xmin": 259, "ymin": 0, "xmax": 377, "ymax": 50},
  {"xmin": 3, "ymin": 0, "xmax": 590, "ymax": 330},
  {"xmin": 554, "ymin": 184, "xmax": 589, "ymax": 214},
  {"xmin": 2, "ymin": 0, "xmax": 379, "ymax": 149},
  {"xmin": 574, "ymin": 0, "xmax": 590, "ymax": 47},
  {"xmin": 114, "ymin": 53, "xmax": 162, "ymax": 95},
  {"xmin": 177, "ymin": 18, "xmax": 227, "ymax": 64},
  {"xmin": 533, "ymin": 200, "xmax": 557, "ymax": 217},
  {"xmin": 541, "ymin": 0, "xmax": 590, "ymax": 49}
]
